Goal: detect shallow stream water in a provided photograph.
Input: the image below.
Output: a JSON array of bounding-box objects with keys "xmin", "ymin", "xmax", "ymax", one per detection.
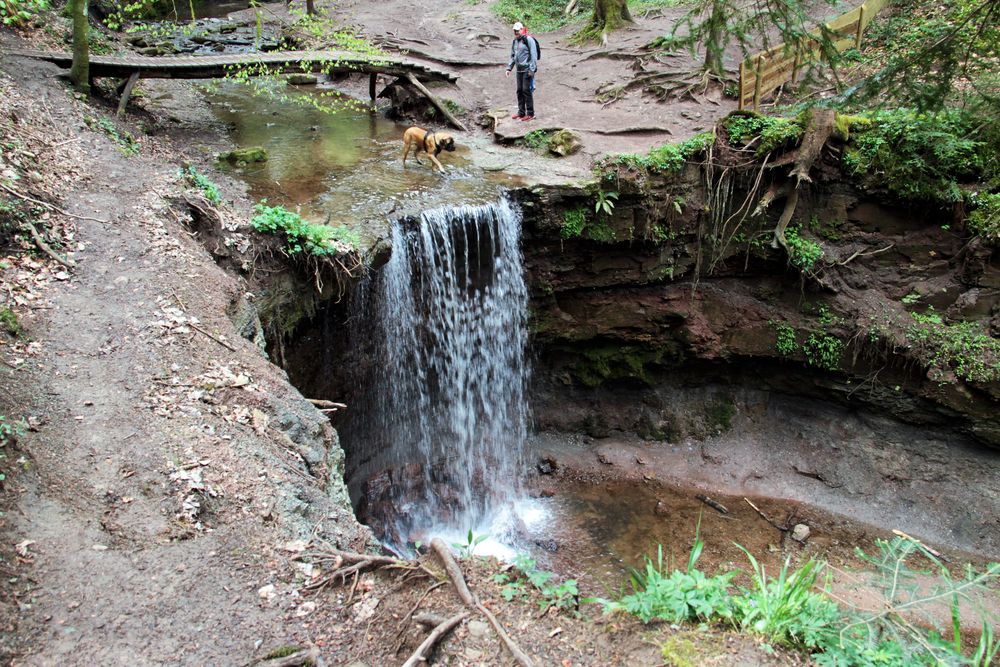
[{"xmin": 203, "ymin": 81, "xmax": 515, "ymax": 243}]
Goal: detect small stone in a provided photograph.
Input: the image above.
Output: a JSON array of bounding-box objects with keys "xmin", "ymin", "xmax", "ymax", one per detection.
[
  {"xmin": 467, "ymin": 619, "xmax": 490, "ymax": 638},
  {"xmin": 791, "ymin": 523, "xmax": 811, "ymax": 542},
  {"xmin": 536, "ymin": 457, "xmax": 556, "ymax": 475},
  {"xmin": 257, "ymin": 584, "xmax": 275, "ymax": 600}
]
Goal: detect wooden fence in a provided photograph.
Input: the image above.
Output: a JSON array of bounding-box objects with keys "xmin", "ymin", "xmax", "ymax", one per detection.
[{"xmin": 738, "ymin": 0, "xmax": 891, "ymax": 110}]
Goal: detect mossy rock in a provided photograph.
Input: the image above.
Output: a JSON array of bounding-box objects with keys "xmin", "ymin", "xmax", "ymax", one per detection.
[
  {"xmin": 832, "ymin": 113, "xmax": 872, "ymax": 142},
  {"xmin": 548, "ymin": 129, "xmax": 582, "ymax": 157},
  {"xmin": 219, "ymin": 147, "xmax": 269, "ymax": 165},
  {"xmin": 287, "ymin": 74, "xmax": 318, "ymax": 86}
]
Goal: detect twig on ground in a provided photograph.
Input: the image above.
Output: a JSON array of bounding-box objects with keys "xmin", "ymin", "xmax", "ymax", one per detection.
[
  {"xmin": 696, "ymin": 494, "xmax": 730, "ymax": 515},
  {"xmin": 0, "ymin": 181, "xmax": 109, "ymax": 224},
  {"xmin": 429, "ymin": 538, "xmax": 534, "ymax": 667},
  {"xmin": 24, "ymin": 220, "xmax": 75, "ymax": 268},
  {"xmin": 188, "ymin": 322, "xmax": 238, "ymax": 352},
  {"xmin": 256, "ymin": 646, "xmax": 325, "ymax": 667},
  {"xmin": 401, "ymin": 611, "xmax": 471, "ymax": 667},
  {"xmin": 744, "ymin": 497, "xmax": 790, "ymax": 532}
]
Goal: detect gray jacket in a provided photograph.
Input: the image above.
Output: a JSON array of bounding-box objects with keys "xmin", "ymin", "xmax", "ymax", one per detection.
[{"xmin": 507, "ymin": 35, "xmax": 538, "ymax": 73}]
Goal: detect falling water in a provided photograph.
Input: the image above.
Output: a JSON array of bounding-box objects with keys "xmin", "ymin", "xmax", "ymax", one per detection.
[{"xmin": 349, "ymin": 198, "xmax": 530, "ymax": 552}]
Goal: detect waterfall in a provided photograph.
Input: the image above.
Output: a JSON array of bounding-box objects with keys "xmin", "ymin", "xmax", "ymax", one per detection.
[{"xmin": 349, "ymin": 197, "xmax": 530, "ymax": 552}]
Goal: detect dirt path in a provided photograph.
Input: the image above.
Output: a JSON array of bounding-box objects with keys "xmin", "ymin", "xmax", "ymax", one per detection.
[
  {"xmin": 0, "ymin": 39, "xmax": 368, "ymax": 665},
  {"xmin": 326, "ymin": 0, "xmax": 729, "ymax": 164}
]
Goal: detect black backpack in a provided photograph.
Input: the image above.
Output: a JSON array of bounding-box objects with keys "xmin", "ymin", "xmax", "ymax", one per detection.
[{"xmin": 512, "ymin": 35, "xmax": 541, "ymax": 61}]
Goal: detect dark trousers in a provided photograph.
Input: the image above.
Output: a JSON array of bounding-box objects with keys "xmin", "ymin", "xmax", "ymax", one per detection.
[{"xmin": 516, "ymin": 69, "xmax": 534, "ymax": 116}]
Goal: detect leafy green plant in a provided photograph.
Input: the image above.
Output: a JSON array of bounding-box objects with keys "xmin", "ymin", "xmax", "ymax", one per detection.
[
  {"xmin": 901, "ymin": 292, "xmax": 922, "ymax": 306},
  {"xmin": 600, "ymin": 530, "xmax": 736, "ymax": 624},
  {"xmin": 181, "ymin": 166, "xmax": 221, "ymax": 204},
  {"xmin": 561, "ymin": 207, "xmax": 587, "ymax": 239},
  {"xmin": 608, "ymin": 132, "xmax": 715, "ymax": 174},
  {"xmin": 251, "ymin": 202, "xmax": 359, "ymax": 256},
  {"xmin": 803, "ymin": 333, "xmax": 843, "ymax": 371},
  {"xmin": 496, "ymin": 554, "xmax": 578, "ymax": 613},
  {"xmin": 0, "ymin": 416, "xmax": 25, "ymax": 446},
  {"xmin": 907, "ymin": 313, "xmax": 1000, "ymax": 384},
  {"xmin": 594, "ymin": 190, "xmax": 618, "ymax": 217},
  {"xmin": 522, "ymin": 129, "xmax": 553, "ymax": 152},
  {"xmin": 772, "ymin": 321, "xmax": 797, "ymax": 356},
  {"xmin": 967, "ymin": 191, "xmax": 1000, "ymax": 243},
  {"xmin": 84, "ymin": 116, "xmax": 140, "ymax": 156},
  {"xmin": 1, "ymin": 0, "xmax": 47, "ymax": 25},
  {"xmin": 450, "ymin": 529, "xmax": 488, "ymax": 558},
  {"xmin": 785, "ymin": 225, "xmax": 824, "ymax": 272}
]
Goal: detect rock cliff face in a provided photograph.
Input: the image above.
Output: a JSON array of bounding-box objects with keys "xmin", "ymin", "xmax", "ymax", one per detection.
[{"xmin": 512, "ymin": 137, "xmax": 1000, "ymax": 449}]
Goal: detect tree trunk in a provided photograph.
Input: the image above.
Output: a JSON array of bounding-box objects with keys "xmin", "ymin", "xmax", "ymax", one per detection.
[
  {"xmin": 591, "ymin": 0, "xmax": 634, "ymax": 33},
  {"xmin": 69, "ymin": 0, "xmax": 90, "ymax": 94},
  {"xmin": 305, "ymin": 0, "xmax": 315, "ymax": 14},
  {"xmin": 704, "ymin": 0, "xmax": 727, "ymax": 77}
]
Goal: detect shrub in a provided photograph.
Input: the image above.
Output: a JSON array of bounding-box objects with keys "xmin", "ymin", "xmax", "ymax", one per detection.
[
  {"xmin": 181, "ymin": 166, "xmax": 221, "ymax": 204},
  {"xmin": 785, "ymin": 225, "xmax": 824, "ymax": 272},
  {"xmin": 804, "ymin": 333, "xmax": 843, "ymax": 371},
  {"xmin": 907, "ymin": 313, "xmax": 1000, "ymax": 384},
  {"xmin": 251, "ymin": 202, "xmax": 359, "ymax": 256},
  {"xmin": 494, "ymin": 554, "xmax": 579, "ymax": 614},
  {"xmin": 1, "ymin": 0, "xmax": 47, "ymax": 26},
  {"xmin": 967, "ymin": 191, "xmax": 1000, "ymax": 243},
  {"xmin": 843, "ymin": 110, "xmax": 985, "ymax": 205}
]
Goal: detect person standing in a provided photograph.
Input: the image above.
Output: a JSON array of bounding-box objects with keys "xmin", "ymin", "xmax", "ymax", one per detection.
[{"xmin": 505, "ymin": 21, "xmax": 539, "ymax": 121}]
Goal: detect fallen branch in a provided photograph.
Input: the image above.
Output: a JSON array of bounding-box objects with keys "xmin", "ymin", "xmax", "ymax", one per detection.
[
  {"xmin": 744, "ymin": 497, "xmax": 789, "ymax": 532},
  {"xmin": 189, "ymin": 322, "xmax": 238, "ymax": 352},
  {"xmin": 429, "ymin": 538, "xmax": 534, "ymax": 667},
  {"xmin": 306, "ymin": 398, "xmax": 347, "ymax": 409},
  {"xmin": 695, "ymin": 494, "xmax": 729, "ymax": 515},
  {"xmin": 404, "ymin": 73, "xmax": 468, "ymax": 132},
  {"xmin": 401, "ymin": 610, "xmax": 471, "ymax": 667},
  {"xmin": 25, "ymin": 220, "xmax": 76, "ymax": 268},
  {"xmin": 0, "ymin": 181, "xmax": 109, "ymax": 224},
  {"xmin": 837, "ymin": 243, "xmax": 895, "ymax": 266}
]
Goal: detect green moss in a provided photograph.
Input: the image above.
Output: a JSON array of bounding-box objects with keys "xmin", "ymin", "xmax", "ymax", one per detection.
[
  {"xmin": 706, "ymin": 397, "xmax": 735, "ymax": 432},
  {"xmin": 263, "ymin": 646, "xmax": 302, "ymax": 660},
  {"xmin": 723, "ymin": 111, "xmax": 804, "ymax": 156},
  {"xmin": 0, "ymin": 308, "xmax": 20, "ymax": 337},
  {"xmin": 660, "ymin": 634, "xmax": 701, "ymax": 667},
  {"xmin": 220, "ymin": 147, "xmax": 269, "ymax": 164},
  {"xmin": 600, "ymin": 132, "xmax": 714, "ymax": 176},
  {"xmin": 571, "ymin": 343, "xmax": 681, "ymax": 387},
  {"xmin": 586, "ymin": 219, "xmax": 616, "ymax": 243},
  {"xmin": 831, "ymin": 113, "xmax": 872, "ymax": 142}
]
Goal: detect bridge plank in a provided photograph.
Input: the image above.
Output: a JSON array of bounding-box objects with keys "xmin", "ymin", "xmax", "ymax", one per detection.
[{"xmin": 7, "ymin": 49, "xmax": 458, "ymax": 83}]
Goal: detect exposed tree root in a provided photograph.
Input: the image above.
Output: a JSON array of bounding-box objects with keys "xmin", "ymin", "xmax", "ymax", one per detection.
[
  {"xmin": 25, "ymin": 219, "xmax": 76, "ymax": 268},
  {"xmin": 429, "ymin": 538, "xmax": 535, "ymax": 667},
  {"xmin": 256, "ymin": 646, "xmax": 325, "ymax": 667},
  {"xmin": 401, "ymin": 610, "xmax": 471, "ymax": 667}
]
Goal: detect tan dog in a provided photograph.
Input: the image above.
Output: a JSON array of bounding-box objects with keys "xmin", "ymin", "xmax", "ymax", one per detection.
[{"xmin": 401, "ymin": 126, "xmax": 456, "ymax": 172}]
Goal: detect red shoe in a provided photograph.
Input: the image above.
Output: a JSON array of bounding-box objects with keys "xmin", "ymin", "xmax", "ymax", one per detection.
[
  {"xmin": 522, "ymin": 115, "xmax": 535, "ymax": 121},
  {"xmin": 511, "ymin": 113, "xmax": 525, "ymax": 119}
]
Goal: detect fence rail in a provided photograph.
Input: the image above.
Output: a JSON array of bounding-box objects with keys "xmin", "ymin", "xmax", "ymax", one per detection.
[{"xmin": 738, "ymin": 0, "xmax": 891, "ymax": 110}]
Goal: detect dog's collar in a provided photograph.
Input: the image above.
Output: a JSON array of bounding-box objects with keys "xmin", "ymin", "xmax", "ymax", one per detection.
[{"xmin": 422, "ymin": 130, "xmax": 432, "ymax": 153}]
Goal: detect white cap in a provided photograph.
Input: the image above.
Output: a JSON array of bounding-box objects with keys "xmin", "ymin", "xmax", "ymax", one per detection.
[{"xmin": 513, "ymin": 22, "xmax": 524, "ymax": 31}]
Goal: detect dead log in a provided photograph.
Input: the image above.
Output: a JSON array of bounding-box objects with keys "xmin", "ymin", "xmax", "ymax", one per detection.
[{"xmin": 404, "ymin": 73, "xmax": 468, "ymax": 132}]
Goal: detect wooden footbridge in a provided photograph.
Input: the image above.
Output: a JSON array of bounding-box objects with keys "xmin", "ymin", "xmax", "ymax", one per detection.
[{"xmin": 8, "ymin": 49, "xmax": 467, "ymax": 129}]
